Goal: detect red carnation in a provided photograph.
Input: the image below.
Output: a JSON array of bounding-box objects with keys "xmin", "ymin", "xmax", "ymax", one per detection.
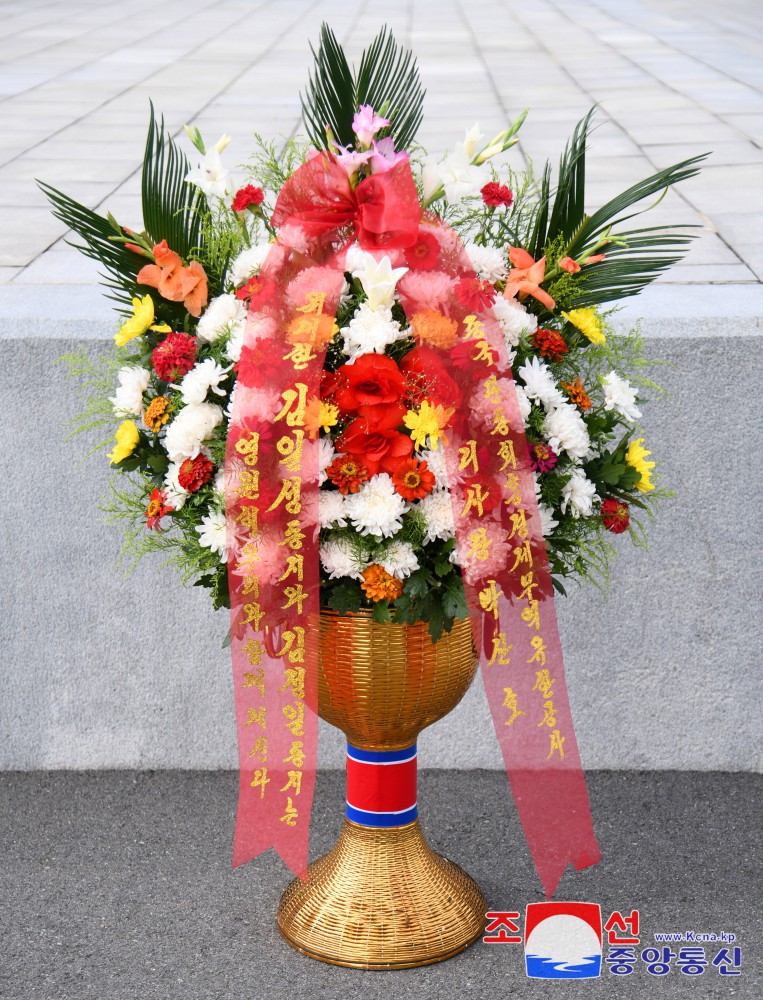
[
  {"xmin": 404, "ymin": 231, "xmax": 440, "ymax": 271},
  {"xmin": 178, "ymin": 454, "xmax": 214, "ymax": 493},
  {"xmin": 601, "ymin": 498, "xmax": 630, "ymax": 534},
  {"xmin": 334, "ymin": 353, "xmax": 408, "ymax": 419},
  {"xmin": 232, "ymin": 184, "xmax": 265, "ymax": 212},
  {"xmin": 152, "ymin": 332, "xmax": 197, "ymax": 382},
  {"xmin": 481, "ymin": 182, "xmax": 514, "ymax": 208},
  {"xmin": 533, "ymin": 327, "xmax": 569, "ymax": 363},
  {"xmin": 454, "ymin": 275, "xmax": 496, "ymax": 312}
]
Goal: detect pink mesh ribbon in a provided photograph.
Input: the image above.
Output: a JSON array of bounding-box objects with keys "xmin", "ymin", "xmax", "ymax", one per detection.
[{"xmin": 225, "ymin": 152, "xmax": 600, "ymax": 894}]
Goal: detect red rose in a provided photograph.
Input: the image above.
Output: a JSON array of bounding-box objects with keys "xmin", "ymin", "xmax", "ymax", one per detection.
[
  {"xmin": 601, "ymin": 498, "xmax": 630, "ymax": 534},
  {"xmin": 152, "ymin": 332, "xmax": 197, "ymax": 382},
  {"xmin": 481, "ymin": 182, "xmax": 513, "ymax": 208},
  {"xmin": 454, "ymin": 275, "xmax": 496, "ymax": 312},
  {"xmin": 178, "ymin": 454, "xmax": 214, "ymax": 492},
  {"xmin": 336, "ymin": 421, "xmax": 413, "ymax": 477},
  {"xmin": 232, "ymin": 185, "xmax": 265, "ymax": 212},
  {"xmin": 400, "ymin": 346, "xmax": 463, "ymax": 411},
  {"xmin": 333, "ymin": 353, "xmax": 407, "ymax": 417}
]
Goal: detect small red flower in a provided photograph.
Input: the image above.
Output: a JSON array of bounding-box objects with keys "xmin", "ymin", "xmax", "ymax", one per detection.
[
  {"xmin": 145, "ymin": 488, "xmax": 172, "ymax": 531},
  {"xmin": 152, "ymin": 332, "xmax": 197, "ymax": 382},
  {"xmin": 454, "ymin": 275, "xmax": 496, "ymax": 312},
  {"xmin": 232, "ymin": 185, "xmax": 265, "ymax": 212},
  {"xmin": 404, "ymin": 231, "xmax": 440, "ymax": 271},
  {"xmin": 392, "ymin": 457, "xmax": 436, "ymax": 501},
  {"xmin": 533, "ymin": 327, "xmax": 569, "ymax": 363},
  {"xmin": 235, "ymin": 275, "xmax": 277, "ymax": 304},
  {"xmin": 326, "ymin": 454, "xmax": 370, "ymax": 494},
  {"xmin": 481, "ymin": 182, "xmax": 513, "ymax": 208},
  {"xmin": 601, "ymin": 498, "xmax": 630, "ymax": 534},
  {"xmin": 178, "ymin": 454, "xmax": 214, "ymax": 493},
  {"xmin": 529, "ymin": 442, "xmax": 558, "ymax": 473}
]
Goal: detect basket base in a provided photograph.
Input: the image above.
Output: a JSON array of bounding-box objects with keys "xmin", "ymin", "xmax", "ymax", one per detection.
[{"xmin": 276, "ymin": 818, "xmax": 487, "ymax": 969}]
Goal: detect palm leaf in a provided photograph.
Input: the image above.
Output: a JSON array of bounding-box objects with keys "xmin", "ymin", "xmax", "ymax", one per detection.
[
  {"xmin": 301, "ymin": 23, "xmax": 425, "ymax": 151},
  {"xmin": 142, "ymin": 101, "xmax": 205, "ymax": 257}
]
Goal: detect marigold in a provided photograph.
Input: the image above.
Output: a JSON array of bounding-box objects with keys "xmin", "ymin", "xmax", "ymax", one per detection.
[
  {"xmin": 392, "ymin": 457, "xmax": 436, "ymax": 501},
  {"xmin": 361, "ymin": 563, "xmax": 404, "ymax": 602},
  {"xmin": 145, "ymin": 487, "xmax": 173, "ymax": 531},
  {"xmin": 326, "ymin": 454, "xmax": 370, "ymax": 494},
  {"xmin": 143, "ymin": 395, "xmax": 171, "ymax": 432},
  {"xmin": 601, "ymin": 497, "xmax": 630, "ymax": 533},
  {"xmin": 562, "ymin": 307, "xmax": 606, "ymax": 346},
  {"xmin": 287, "ymin": 310, "xmax": 338, "ymax": 349},
  {"xmin": 409, "ymin": 309, "xmax": 458, "ymax": 350},
  {"xmin": 625, "ymin": 437, "xmax": 656, "ymax": 493},
  {"xmin": 560, "ymin": 377, "xmax": 592, "ymax": 412},
  {"xmin": 533, "ymin": 327, "xmax": 569, "ymax": 363}
]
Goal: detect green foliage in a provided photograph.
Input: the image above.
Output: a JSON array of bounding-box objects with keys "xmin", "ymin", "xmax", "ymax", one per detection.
[{"xmin": 301, "ymin": 23, "xmax": 425, "ymax": 151}]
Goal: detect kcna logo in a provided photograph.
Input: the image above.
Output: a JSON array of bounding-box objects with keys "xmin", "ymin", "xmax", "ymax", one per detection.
[{"xmin": 524, "ymin": 902, "xmax": 602, "ymax": 979}]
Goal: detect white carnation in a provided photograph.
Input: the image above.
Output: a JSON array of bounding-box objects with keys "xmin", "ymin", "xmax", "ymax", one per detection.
[
  {"xmin": 466, "ymin": 243, "xmax": 506, "ymax": 283},
  {"xmin": 561, "ymin": 471, "xmax": 598, "ymax": 518},
  {"xmin": 109, "ymin": 365, "xmax": 150, "ymax": 417},
  {"xmin": 342, "ymin": 302, "xmax": 403, "ymax": 361},
  {"xmin": 602, "ymin": 371, "xmax": 642, "ymax": 424},
  {"xmin": 343, "ymin": 474, "xmax": 406, "ymax": 537},
  {"xmin": 164, "ymin": 402, "xmax": 223, "ymax": 462},
  {"xmin": 319, "ymin": 491, "xmax": 347, "ymax": 529},
  {"xmin": 174, "ymin": 358, "xmax": 232, "ymax": 405},
  {"xmin": 542, "ymin": 403, "xmax": 590, "ymax": 460},
  {"xmin": 320, "ymin": 537, "xmax": 366, "ymax": 580},
  {"xmin": 196, "ymin": 509, "xmax": 228, "ymax": 558},
  {"xmin": 518, "ymin": 356, "xmax": 565, "ymax": 409},
  {"xmin": 378, "ymin": 539, "xmax": 419, "ymax": 579},
  {"xmin": 418, "ymin": 489, "xmax": 456, "ymax": 543},
  {"xmin": 229, "ymin": 241, "xmax": 271, "ymax": 287},
  {"xmin": 196, "ymin": 293, "xmax": 247, "ymax": 344},
  {"xmin": 492, "ymin": 296, "xmax": 537, "ymax": 347}
]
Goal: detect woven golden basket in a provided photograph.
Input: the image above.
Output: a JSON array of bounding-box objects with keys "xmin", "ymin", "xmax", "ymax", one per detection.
[{"xmin": 276, "ymin": 610, "xmax": 487, "ymax": 969}]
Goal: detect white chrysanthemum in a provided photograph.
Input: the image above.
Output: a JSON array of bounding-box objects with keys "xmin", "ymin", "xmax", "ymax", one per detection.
[
  {"xmin": 538, "ymin": 502, "xmax": 559, "ymax": 537},
  {"xmin": 164, "ymin": 402, "xmax": 223, "ymax": 462},
  {"xmin": 196, "ymin": 509, "xmax": 228, "ymax": 558},
  {"xmin": 417, "ymin": 448, "xmax": 449, "ymax": 490},
  {"xmin": 185, "ymin": 148, "xmax": 230, "ymax": 200},
  {"xmin": 518, "ymin": 356, "xmax": 565, "ymax": 410},
  {"xmin": 561, "ymin": 471, "xmax": 598, "ymax": 518},
  {"xmin": 174, "ymin": 358, "xmax": 232, "ymax": 405},
  {"xmin": 466, "ymin": 243, "xmax": 506, "ymax": 283},
  {"xmin": 542, "ymin": 403, "xmax": 590, "ymax": 460},
  {"xmin": 196, "ymin": 293, "xmax": 247, "ymax": 344},
  {"xmin": 492, "ymin": 296, "xmax": 537, "ymax": 347},
  {"xmin": 109, "ymin": 365, "xmax": 150, "ymax": 417},
  {"xmin": 514, "ymin": 384, "xmax": 532, "ymax": 424},
  {"xmin": 229, "ymin": 241, "xmax": 272, "ymax": 287},
  {"xmin": 347, "ymin": 249, "xmax": 408, "ymax": 310},
  {"xmin": 319, "ymin": 437, "xmax": 335, "ymax": 486},
  {"xmin": 343, "ymin": 474, "xmax": 406, "ymax": 537},
  {"xmin": 378, "ymin": 539, "xmax": 419, "ymax": 579},
  {"xmin": 163, "ymin": 461, "xmax": 189, "ymax": 511},
  {"xmin": 319, "ymin": 491, "xmax": 347, "ymax": 529},
  {"xmin": 319, "ymin": 537, "xmax": 367, "ymax": 580},
  {"xmin": 342, "ymin": 302, "xmax": 403, "ymax": 360},
  {"xmin": 418, "ymin": 488, "xmax": 456, "ymax": 543},
  {"xmin": 602, "ymin": 371, "xmax": 642, "ymax": 424}
]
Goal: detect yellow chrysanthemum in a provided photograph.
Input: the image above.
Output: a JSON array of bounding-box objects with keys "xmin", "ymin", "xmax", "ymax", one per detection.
[
  {"xmin": 561, "ymin": 307, "xmax": 606, "ymax": 346},
  {"xmin": 114, "ymin": 295, "xmax": 169, "ymax": 347},
  {"xmin": 317, "ymin": 401, "xmax": 339, "ymax": 433},
  {"xmin": 626, "ymin": 437, "xmax": 656, "ymax": 493},
  {"xmin": 107, "ymin": 420, "xmax": 140, "ymax": 465},
  {"xmin": 403, "ymin": 399, "xmax": 454, "ymax": 450}
]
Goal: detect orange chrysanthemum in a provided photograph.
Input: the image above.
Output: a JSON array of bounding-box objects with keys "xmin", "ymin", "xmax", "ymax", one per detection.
[
  {"xmin": 287, "ymin": 311, "xmax": 338, "ymax": 349},
  {"xmin": 326, "ymin": 454, "xmax": 370, "ymax": 494},
  {"xmin": 144, "ymin": 395, "xmax": 171, "ymax": 432},
  {"xmin": 560, "ymin": 377, "xmax": 592, "ymax": 412},
  {"xmin": 361, "ymin": 563, "xmax": 404, "ymax": 602},
  {"xmin": 409, "ymin": 309, "xmax": 458, "ymax": 350},
  {"xmin": 392, "ymin": 457, "xmax": 436, "ymax": 501}
]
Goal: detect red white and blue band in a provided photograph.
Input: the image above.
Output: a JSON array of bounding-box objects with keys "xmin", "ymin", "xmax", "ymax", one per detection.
[{"xmin": 345, "ymin": 742, "xmax": 418, "ymax": 827}]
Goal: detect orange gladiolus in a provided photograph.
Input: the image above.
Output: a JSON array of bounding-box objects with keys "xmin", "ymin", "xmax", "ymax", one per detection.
[
  {"xmin": 137, "ymin": 240, "xmax": 209, "ymax": 317},
  {"xmin": 503, "ymin": 246, "xmax": 556, "ymax": 311}
]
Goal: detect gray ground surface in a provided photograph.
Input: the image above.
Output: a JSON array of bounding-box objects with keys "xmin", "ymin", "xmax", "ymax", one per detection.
[{"xmin": 1, "ymin": 770, "xmax": 760, "ymax": 998}]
